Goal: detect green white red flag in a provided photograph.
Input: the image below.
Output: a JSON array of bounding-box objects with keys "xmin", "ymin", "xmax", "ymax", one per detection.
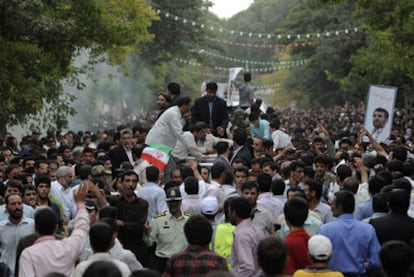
[{"xmin": 141, "ymin": 144, "xmax": 172, "ymax": 171}]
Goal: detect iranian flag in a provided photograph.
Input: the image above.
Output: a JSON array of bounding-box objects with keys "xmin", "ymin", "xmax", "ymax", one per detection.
[{"xmin": 141, "ymin": 144, "xmax": 172, "ymax": 171}]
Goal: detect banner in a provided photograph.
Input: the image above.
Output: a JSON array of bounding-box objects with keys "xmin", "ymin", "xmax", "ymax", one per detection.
[
  {"xmin": 364, "ymin": 85, "xmax": 398, "ymax": 144},
  {"xmin": 216, "ymin": 83, "xmax": 227, "ymax": 100},
  {"xmin": 227, "ymin": 67, "xmax": 243, "ymax": 107}
]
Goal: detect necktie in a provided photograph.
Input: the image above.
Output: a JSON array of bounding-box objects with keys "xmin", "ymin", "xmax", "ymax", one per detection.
[{"xmin": 208, "ymin": 101, "xmax": 214, "ymax": 128}]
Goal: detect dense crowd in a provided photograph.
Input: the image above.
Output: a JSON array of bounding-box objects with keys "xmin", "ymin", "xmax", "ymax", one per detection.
[{"xmin": 0, "ymin": 79, "xmax": 413, "ymax": 277}]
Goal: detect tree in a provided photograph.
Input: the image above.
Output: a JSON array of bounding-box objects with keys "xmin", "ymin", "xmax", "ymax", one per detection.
[
  {"xmin": 278, "ymin": 0, "xmax": 367, "ymax": 107},
  {"xmin": 142, "ymin": 0, "xmax": 215, "ymax": 64},
  {"xmin": 0, "ymin": 0, "xmax": 156, "ymax": 136},
  {"xmin": 341, "ymin": 0, "xmax": 414, "ymax": 107}
]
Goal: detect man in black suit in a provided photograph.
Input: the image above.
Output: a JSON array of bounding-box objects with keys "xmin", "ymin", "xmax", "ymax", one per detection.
[
  {"xmin": 370, "ymin": 188, "xmax": 414, "ymax": 245},
  {"xmin": 229, "ymin": 129, "xmax": 252, "ymax": 168},
  {"xmin": 213, "ymin": 141, "xmax": 233, "ymax": 174},
  {"xmin": 191, "ymin": 82, "xmax": 229, "ymax": 137},
  {"xmin": 108, "ymin": 128, "xmax": 134, "ymax": 177}
]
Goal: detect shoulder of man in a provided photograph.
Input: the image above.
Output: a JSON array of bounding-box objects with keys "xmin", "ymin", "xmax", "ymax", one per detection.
[
  {"xmin": 194, "ymin": 96, "xmax": 206, "ymax": 103},
  {"xmin": 154, "ymin": 212, "xmax": 167, "ymax": 219},
  {"xmin": 183, "ymin": 211, "xmax": 192, "ymax": 217}
]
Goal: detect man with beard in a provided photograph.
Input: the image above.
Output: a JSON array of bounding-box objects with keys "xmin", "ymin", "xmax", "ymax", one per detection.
[
  {"xmin": 35, "ymin": 175, "xmax": 64, "ymax": 228},
  {"xmin": 371, "ymin": 107, "xmax": 389, "ymax": 141},
  {"xmin": 108, "ymin": 129, "xmax": 134, "ymax": 178},
  {"xmin": 303, "ymin": 179, "xmax": 334, "ymax": 224},
  {"xmin": 241, "ymin": 182, "xmax": 273, "ymax": 235},
  {"xmin": 0, "ymin": 194, "xmax": 34, "ymax": 276},
  {"xmin": 0, "ymin": 181, "xmax": 35, "ymax": 221},
  {"xmin": 50, "ymin": 166, "xmax": 77, "ymax": 220},
  {"xmin": 171, "ymin": 122, "xmax": 207, "ymax": 164},
  {"xmin": 191, "ymin": 82, "xmax": 229, "ymax": 137},
  {"xmin": 107, "ymin": 170, "xmax": 149, "ymax": 267},
  {"xmin": 22, "ymin": 185, "xmax": 37, "ymax": 209},
  {"xmin": 229, "ymin": 197, "xmax": 264, "ymax": 277},
  {"xmin": 145, "ymin": 96, "xmax": 192, "ymax": 150},
  {"xmin": 284, "ymin": 161, "xmax": 305, "ymax": 197},
  {"xmin": 156, "ymin": 93, "xmax": 171, "ymax": 119},
  {"xmin": 313, "ymin": 155, "xmax": 336, "ymax": 202}
]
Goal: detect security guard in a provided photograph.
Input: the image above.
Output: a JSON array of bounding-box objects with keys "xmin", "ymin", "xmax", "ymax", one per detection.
[{"xmin": 146, "ymin": 186, "xmax": 191, "ymax": 273}]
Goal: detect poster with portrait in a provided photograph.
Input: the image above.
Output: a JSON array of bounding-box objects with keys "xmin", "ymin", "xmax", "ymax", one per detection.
[{"xmin": 364, "ymin": 85, "xmax": 398, "ymax": 143}]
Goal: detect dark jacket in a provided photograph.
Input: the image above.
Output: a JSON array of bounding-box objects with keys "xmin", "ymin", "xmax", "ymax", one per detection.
[
  {"xmin": 230, "ymin": 145, "xmax": 252, "ymax": 167},
  {"xmin": 370, "ymin": 212, "xmax": 414, "ymax": 244},
  {"xmin": 191, "ymin": 96, "xmax": 229, "ymax": 133},
  {"xmin": 108, "ymin": 145, "xmax": 130, "ymax": 177}
]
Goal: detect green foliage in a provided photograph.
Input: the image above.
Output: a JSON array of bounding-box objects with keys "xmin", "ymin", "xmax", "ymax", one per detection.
[
  {"xmin": 4, "ymin": 0, "xmax": 414, "ymax": 134},
  {"xmin": 0, "ymin": 0, "xmax": 156, "ymax": 135},
  {"xmin": 282, "ymin": 0, "xmax": 414, "ymax": 108},
  {"xmin": 216, "ymin": 0, "xmax": 298, "ymax": 67},
  {"xmin": 342, "ymin": 0, "xmax": 414, "ymax": 105},
  {"xmin": 70, "ymin": 0, "xmax": 216, "ymax": 130},
  {"xmin": 278, "ymin": 0, "xmax": 367, "ymax": 107},
  {"xmin": 142, "ymin": 0, "xmax": 215, "ymax": 64}
]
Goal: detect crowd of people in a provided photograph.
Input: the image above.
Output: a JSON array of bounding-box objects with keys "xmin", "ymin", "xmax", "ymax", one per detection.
[{"xmin": 0, "ymin": 77, "xmax": 413, "ymax": 277}]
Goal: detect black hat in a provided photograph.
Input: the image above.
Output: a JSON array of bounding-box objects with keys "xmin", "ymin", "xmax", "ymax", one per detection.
[
  {"xmin": 340, "ymin": 137, "xmax": 352, "ymax": 146},
  {"xmin": 166, "ymin": 187, "xmax": 182, "ymax": 201},
  {"xmin": 115, "ymin": 161, "xmax": 133, "ymax": 172}
]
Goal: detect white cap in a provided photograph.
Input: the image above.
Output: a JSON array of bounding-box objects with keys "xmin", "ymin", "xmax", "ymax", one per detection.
[
  {"xmin": 308, "ymin": 235, "xmax": 332, "ymax": 261},
  {"xmin": 201, "ymin": 197, "xmax": 219, "ymax": 215}
]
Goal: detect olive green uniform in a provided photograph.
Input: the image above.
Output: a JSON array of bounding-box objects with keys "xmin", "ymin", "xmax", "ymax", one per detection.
[{"xmin": 149, "ymin": 211, "xmax": 191, "ymax": 258}]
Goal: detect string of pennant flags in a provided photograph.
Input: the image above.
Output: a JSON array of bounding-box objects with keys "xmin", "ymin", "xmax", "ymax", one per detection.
[
  {"xmin": 156, "ymin": 24, "xmax": 318, "ymax": 49},
  {"xmin": 154, "ymin": 8, "xmax": 360, "ymax": 40},
  {"xmin": 178, "ymin": 68, "xmax": 282, "ymax": 89},
  {"xmin": 199, "ymin": 50, "xmax": 309, "ymax": 66},
  {"xmin": 256, "ymin": 83, "xmax": 282, "ymax": 89},
  {"xmin": 174, "ymin": 58, "xmax": 310, "ymax": 72},
  {"xmin": 208, "ymin": 38, "xmax": 318, "ymax": 49}
]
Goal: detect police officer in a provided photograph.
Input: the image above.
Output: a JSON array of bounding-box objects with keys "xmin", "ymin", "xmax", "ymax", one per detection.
[{"xmin": 146, "ymin": 186, "xmax": 190, "ymax": 273}]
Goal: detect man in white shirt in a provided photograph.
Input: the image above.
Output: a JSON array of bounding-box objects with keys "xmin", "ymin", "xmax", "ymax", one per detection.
[
  {"xmin": 0, "ymin": 181, "xmax": 34, "ymax": 221},
  {"xmin": 256, "ymin": 173, "xmax": 284, "ymax": 224},
  {"xmin": 303, "ymin": 179, "xmax": 334, "ymax": 223},
  {"xmin": 269, "ymin": 119, "xmax": 292, "ymax": 150},
  {"xmin": 181, "ymin": 177, "xmax": 202, "ymax": 215},
  {"xmin": 172, "ymin": 122, "xmax": 207, "ymax": 163},
  {"xmin": 50, "ymin": 166, "xmax": 77, "ymax": 219},
  {"xmin": 0, "ymin": 194, "xmax": 34, "ymax": 275},
  {"xmin": 75, "ymin": 222, "xmax": 130, "ymax": 277},
  {"xmin": 145, "ymin": 96, "xmax": 192, "ymax": 150}
]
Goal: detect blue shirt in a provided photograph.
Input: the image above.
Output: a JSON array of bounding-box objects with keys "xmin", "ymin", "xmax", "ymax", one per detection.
[
  {"xmin": 319, "ymin": 213, "xmax": 381, "ymax": 274},
  {"xmin": 136, "ymin": 182, "xmax": 168, "ymax": 223},
  {"xmin": 314, "ymin": 201, "xmax": 334, "ymax": 224},
  {"xmin": 0, "ymin": 217, "xmax": 34, "ymax": 274},
  {"xmin": 250, "ymin": 119, "xmax": 270, "ymax": 140},
  {"xmin": 355, "ymin": 198, "xmax": 373, "ymax": 221}
]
